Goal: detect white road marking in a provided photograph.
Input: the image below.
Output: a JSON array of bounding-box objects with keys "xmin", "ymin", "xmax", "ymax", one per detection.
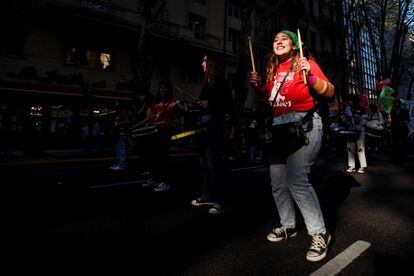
[{"xmin": 310, "ymin": 240, "xmax": 371, "ymax": 276}]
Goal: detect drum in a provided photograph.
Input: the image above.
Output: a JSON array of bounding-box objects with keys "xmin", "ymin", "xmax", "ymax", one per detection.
[
  {"xmin": 259, "ymin": 128, "xmax": 273, "ymax": 145},
  {"xmin": 337, "ymin": 129, "xmax": 359, "ymax": 139},
  {"xmin": 130, "ymin": 125, "xmax": 158, "ymax": 139},
  {"xmin": 365, "ymin": 126, "xmax": 384, "ymax": 138}
]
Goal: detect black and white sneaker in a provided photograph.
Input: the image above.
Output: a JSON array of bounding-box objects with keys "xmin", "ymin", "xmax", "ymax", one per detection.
[
  {"xmin": 208, "ymin": 203, "xmax": 229, "ymax": 215},
  {"xmin": 306, "ymin": 231, "xmax": 331, "ymax": 262},
  {"xmin": 267, "ymin": 226, "xmax": 297, "ymax": 242}
]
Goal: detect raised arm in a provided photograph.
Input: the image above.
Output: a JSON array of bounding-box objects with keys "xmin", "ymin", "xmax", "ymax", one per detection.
[{"xmin": 307, "ymin": 60, "xmax": 334, "ymax": 98}]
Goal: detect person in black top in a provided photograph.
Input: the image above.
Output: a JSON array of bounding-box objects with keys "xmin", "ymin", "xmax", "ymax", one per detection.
[{"xmin": 191, "ymin": 53, "xmax": 233, "ymax": 215}]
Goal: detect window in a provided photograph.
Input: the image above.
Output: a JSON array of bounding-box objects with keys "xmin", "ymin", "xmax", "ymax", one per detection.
[
  {"xmin": 188, "ymin": 13, "xmax": 206, "ymax": 32},
  {"xmin": 229, "ymin": 28, "xmax": 240, "ymax": 52},
  {"xmin": 309, "ymin": 0, "xmax": 314, "ymax": 16},
  {"xmin": 192, "ymin": 0, "xmax": 206, "ymax": 4},
  {"xmin": 228, "ymin": 4, "xmax": 240, "ymax": 19},
  {"xmin": 65, "ymin": 47, "xmax": 112, "ymax": 70},
  {"xmin": 100, "ymin": 53, "xmax": 111, "ymax": 70}
]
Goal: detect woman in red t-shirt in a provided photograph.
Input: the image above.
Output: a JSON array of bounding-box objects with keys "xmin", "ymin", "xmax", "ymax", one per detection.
[
  {"xmin": 141, "ymin": 80, "xmax": 181, "ymax": 192},
  {"xmin": 250, "ymin": 30, "xmax": 334, "ymax": 262}
]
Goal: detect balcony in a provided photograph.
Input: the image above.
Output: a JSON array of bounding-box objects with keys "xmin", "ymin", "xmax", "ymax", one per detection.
[
  {"xmin": 44, "ymin": 0, "xmax": 140, "ymax": 29},
  {"xmin": 152, "ymin": 19, "xmax": 222, "ymax": 51}
]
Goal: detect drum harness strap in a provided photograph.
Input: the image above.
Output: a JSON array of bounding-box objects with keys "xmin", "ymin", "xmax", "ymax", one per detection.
[{"xmin": 269, "ymin": 70, "xmax": 316, "ymax": 128}]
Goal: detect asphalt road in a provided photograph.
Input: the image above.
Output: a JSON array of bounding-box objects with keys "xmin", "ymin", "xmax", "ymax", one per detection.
[{"xmin": 5, "ymin": 150, "xmax": 414, "ymax": 275}]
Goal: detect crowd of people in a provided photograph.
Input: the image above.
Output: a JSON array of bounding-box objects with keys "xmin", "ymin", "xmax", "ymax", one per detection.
[
  {"xmin": 74, "ymin": 28, "xmax": 412, "ymax": 263},
  {"xmin": 328, "ymin": 94, "xmax": 411, "ymax": 170}
]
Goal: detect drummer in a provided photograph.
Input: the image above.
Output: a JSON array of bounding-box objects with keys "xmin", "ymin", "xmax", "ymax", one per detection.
[
  {"xmin": 344, "ymin": 95, "xmax": 368, "ymax": 174},
  {"xmin": 140, "ymin": 80, "xmax": 185, "ymax": 192},
  {"xmin": 364, "ymin": 103, "xmax": 385, "ymax": 132},
  {"xmin": 363, "ymin": 103, "xmax": 385, "ymax": 152}
]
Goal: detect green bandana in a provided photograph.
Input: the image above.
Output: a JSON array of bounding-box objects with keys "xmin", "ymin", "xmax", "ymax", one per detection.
[{"xmin": 279, "ymin": 30, "xmax": 299, "ymax": 49}]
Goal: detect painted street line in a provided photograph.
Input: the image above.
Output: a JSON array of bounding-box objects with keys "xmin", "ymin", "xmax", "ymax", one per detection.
[{"xmin": 310, "ymin": 240, "xmax": 371, "ymax": 276}]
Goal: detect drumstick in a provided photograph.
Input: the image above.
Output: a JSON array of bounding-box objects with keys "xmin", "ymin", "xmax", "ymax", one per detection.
[
  {"xmin": 130, "ymin": 108, "xmax": 169, "ymax": 130},
  {"xmin": 297, "ymin": 29, "xmax": 307, "ymax": 85},
  {"xmin": 170, "ymin": 128, "xmax": 207, "ymax": 141},
  {"xmin": 248, "ymin": 36, "xmax": 256, "ymax": 73},
  {"xmin": 97, "ymin": 110, "xmax": 116, "ymax": 117},
  {"xmin": 130, "ymin": 118, "xmax": 148, "ymax": 129},
  {"xmin": 172, "ymin": 84, "xmax": 198, "ymax": 102}
]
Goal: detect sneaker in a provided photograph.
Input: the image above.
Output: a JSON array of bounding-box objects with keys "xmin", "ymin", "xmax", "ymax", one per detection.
[
  {"xmin": 267, "ymin": 226, "xmax": 297, "ymax": 242},
  {"xmin": 306, "ymin": 231, "xmax": 331, "ymax": 262},
  {"xmin": 153, "ymin": 182, "xmax": 170, "ymax": 192},
  {"xmin": 191, "ymin": 198, "xmax": 215, "ymax": 207},
  {"xmin": 357, "ymin": 167, "xmax": 367, "ymax": 174},
  {"xmin": 346, "ymin": 167, "xmax": 356, "ymax": 173},
  {"xmin": 208, "ymin": 203, "xmax": 229, "ymax": 215},
  {"xmin": 142, "ymin": 178, "xmax": 158, "ymax": 188}
]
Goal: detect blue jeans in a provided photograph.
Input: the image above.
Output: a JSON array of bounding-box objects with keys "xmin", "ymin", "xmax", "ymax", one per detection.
[
  {"xmin": 269, "ymin": 112, "xmax": 326, "ymax": 235},
  {"xmin": 198, "ymin": 118, "xmax": 228, "ymax": 206},
  {"xmin": 115, "ymin": 134, "xmax": 126, "ymax": 168}
]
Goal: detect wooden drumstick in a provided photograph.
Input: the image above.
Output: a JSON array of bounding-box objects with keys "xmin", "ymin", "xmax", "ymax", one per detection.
[
  {"xmin": 297, "ymin": 29, "xmax": 307, "ymax": 84},
  {"xmin": 172, "ymin": 84, "xmax": 198, "ymax": 102},
  {"xmin": 248, "ymin": 36, "xmax": 256, "ymax": 73}
]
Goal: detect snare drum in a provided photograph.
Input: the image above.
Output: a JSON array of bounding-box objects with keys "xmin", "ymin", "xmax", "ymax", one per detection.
[
  {"xmin": 130, "ymin": 125, "xmax": 158, "ymax": 139},
  {"xmin": 365, "ymin": 126, "xmax": 384, "ymax": 138},
  {"xmin": 338, "ymin": 129, "xmax": 359, "ymax": 139}
]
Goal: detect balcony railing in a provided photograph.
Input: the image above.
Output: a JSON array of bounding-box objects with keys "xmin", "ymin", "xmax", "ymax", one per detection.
[
  {"xmin": 44, "ymin": 0, "xmax": 140, "ymax": 28},
  {"xmin": 152, "ymin": 19, "xmax": 222, "ymax": 51}
]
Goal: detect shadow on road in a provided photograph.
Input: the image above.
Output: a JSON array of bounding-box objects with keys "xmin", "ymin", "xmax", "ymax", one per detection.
[
  {"xmin": 313, "ymin": 171, "xmax": 360, "ymax": 235},
  {"xmin": 374, "ymin": 252, "xmax": 414, "ymax": 276}
]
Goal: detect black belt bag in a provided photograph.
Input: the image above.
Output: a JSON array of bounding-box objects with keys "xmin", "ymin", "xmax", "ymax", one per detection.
[
  {"xmin": 268, "ymin": 110, "xmax": 316, "ymax": 163},
  {"xmin": 270, "ymin": 122, "xmax": 306, "ymax": 158}
]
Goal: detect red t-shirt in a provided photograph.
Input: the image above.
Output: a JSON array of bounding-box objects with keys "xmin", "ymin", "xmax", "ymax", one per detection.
[
  {"xmin": 146, "ymin": 98, "xmax": 176, "ymax": 129},
  {"xmin": 257, "ymin": 58, "xmax": 328, "ymax": 116}
]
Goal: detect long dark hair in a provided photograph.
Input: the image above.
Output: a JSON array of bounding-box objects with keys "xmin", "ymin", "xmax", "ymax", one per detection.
[{"xmin": 202, "ymin": 54, "xmax": 221, "ymax": 87}]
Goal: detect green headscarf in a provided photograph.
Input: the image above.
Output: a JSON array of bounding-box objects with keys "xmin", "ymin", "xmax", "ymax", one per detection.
[{"xmin": 279, "ymin": 30, "xmax": 299, "ymax": 49}]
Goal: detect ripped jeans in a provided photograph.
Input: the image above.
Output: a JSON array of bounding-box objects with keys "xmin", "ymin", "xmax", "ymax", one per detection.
[{"xmin": 347, "ymin": 131, "xmax": 367, "ymax": 168}]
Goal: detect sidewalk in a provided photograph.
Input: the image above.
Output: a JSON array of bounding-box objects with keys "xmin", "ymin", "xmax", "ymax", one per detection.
[{"xmin": 0, "ymin": 143, "xmax": 198, "ymax": 167}]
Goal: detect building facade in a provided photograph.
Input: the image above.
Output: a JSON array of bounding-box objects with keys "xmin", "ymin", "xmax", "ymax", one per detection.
[{"xmin": 0, "ymin": 0, "xmax": 342, "ymax": 150}]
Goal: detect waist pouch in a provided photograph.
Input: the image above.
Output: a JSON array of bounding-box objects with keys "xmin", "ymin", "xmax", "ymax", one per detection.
[
  {"xmin": 268, "ymin": 110, "xmax": 315, "ymax": 163},
  {"xmin": 269, "ymin": 122, "xmax": 307, "ymax": 161}
]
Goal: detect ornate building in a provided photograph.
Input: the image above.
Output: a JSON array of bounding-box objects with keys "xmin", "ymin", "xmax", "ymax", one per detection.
[{"xmin": 0, "ymin": 0, "xmax": 341, "ymax": 150}]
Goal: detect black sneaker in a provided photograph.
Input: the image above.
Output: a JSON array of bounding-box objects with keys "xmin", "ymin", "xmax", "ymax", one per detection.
[
  {"xmin": 208, "ymin": 203, "xmax": 229, "ymax": 215},
  {"xmin": 306, "ymin": 231, "xmax": 331, "ymax": 262},
  {"xmin": 267, "ymin": 226, "xmax": 297, "ymax": 242},
  {"xmin": 191, "ymin": 198, "xmax": 215, "ymax": 207}
]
